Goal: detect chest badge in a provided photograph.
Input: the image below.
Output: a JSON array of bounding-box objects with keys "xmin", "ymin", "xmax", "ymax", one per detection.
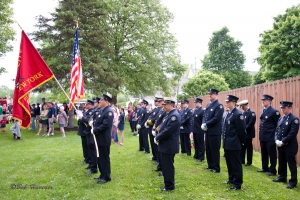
[
  {"xmin": 228, "ymin": 121, "xmax": 230, "ymax": 124},
  {"xmin": 195, "ymin": 115, "xmax": 198, "ymax": 117},
  {"xmin": 245, "ymin": 116, "xmax": 247, "ymax": 118},
  {"xmin": 211, "ymin": 109, "xmax": 213, "ymax": 111},
  {"xmin": 265, "ymin": 116, "xmax": 268, "ymax": 119},
  {"xmin": 98, "ymin": 115, "xmax": 101, "ymax": 118},
  {"xmin": 285, "ymin": 122, "xmax": 288, "ymax": 125}
]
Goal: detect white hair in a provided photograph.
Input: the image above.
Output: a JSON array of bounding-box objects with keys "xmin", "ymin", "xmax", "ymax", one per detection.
[{"xmin": 60, "ymin": 106, "xmax": 65, "ymax": 111}]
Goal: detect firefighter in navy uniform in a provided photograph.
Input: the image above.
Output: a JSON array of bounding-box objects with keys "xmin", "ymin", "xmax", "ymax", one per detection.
[
  {"xmin": 237, "ymin": 100, "xmax": 256, "ymax": 166},
  {"xmin": 137, "ymin": 99, "xmax": 150, "ymax": 154},
  {"xmin": 79, "ymin": 100, "xmax": 98, "ymax": 175},
  {"xmin": 147, "ymin": 97, "xmax": 164, "ymax": 161},
  {"xmin": 202, "ymin": 88, "xmax": 224, "ymax": 173},
  {"xmin": 191, "ymin": 98, "xmax": 205, "ymax": 162},
  {"xmin": 77, "ymin": 101, "xmax": 91, "ymax": 165},
  {"xmin": 153, "ymin": 101, "xmax": 167, "ymax": 173},
  {"xmin": 222, "ymin": 95, "xmax": 246, "ymax": 190},
  {"xmin": 273, "ymin": 101, "xmax": 299, "ymax": 189},
  {"xmin": 91, "ymin": 94, "xmax": 114, "ymax": 184},
  {"xmin": 154, "ymin": 97, "xmax": 181, "ymax": 191},
  {"xmin": 257, "ymin": 94, "xmax": 280, "ymax": 176},
  {"xmin": 179, "ymin": 99, "xmax": 192, "ymax": 156}
]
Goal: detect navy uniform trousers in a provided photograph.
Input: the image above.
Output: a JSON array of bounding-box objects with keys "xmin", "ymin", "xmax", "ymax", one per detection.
[{"xmin": 87, "ymin": 134, "xmax": 98, "ymax": 173}]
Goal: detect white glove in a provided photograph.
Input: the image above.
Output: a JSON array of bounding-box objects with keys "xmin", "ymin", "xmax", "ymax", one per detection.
[
  {"xmin": 154, "ymin": 137, "xmax": 159, "ymax": 145},
  {"xmin": 144, "ymin": 122, "xmax": 149, "ymax": 128},
  {"xmin": 88, "ymin": 120, "xmax": 93, "ymax": 127},
  {"xmin": 201, "ymin": 123, "xmax": 208, "ymax": 131},
  {"xmin": 76, "ymin": 110, "xmax": 83, "ymax": 119},
  {"xmin": 276, "ymin": 140, "xmax": 283, "ymax": 147},
  {"xmin": 152, "ymin": 130, "xmax": 156, "ymax": 136},
  {"xmin": 275, "ymin": 140, "xmax": 280, "ymax": 145},
  {"xmin": 180, "ymin": 126, "xmax": 184, "ymax": 130},
  {"xmin": 91, "ymin": 129, "xmax": 94, "ymax": 134},
  {"xmin": 137, "ymin": 124, "xmax": 141, "ymax": 129}
]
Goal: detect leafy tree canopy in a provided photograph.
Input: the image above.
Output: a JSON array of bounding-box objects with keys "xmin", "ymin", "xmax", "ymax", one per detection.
[
  {"xmin": 201, "ymin": 27, "xmax": 251, "ymax": 89},
  {"xmin": 31, "ymin": 0, "xmax": 183, "ymax": 103},
  {"xmin": 181, "ymin": 70, "xmax": 229, "ymax": 98},
  {"xmin": 0, "ymin": 0, "xmax": 15, "ymax": 75},
  {"xmin": 257, "ymin": 5, "xmax": 300, "ymax": 82}
]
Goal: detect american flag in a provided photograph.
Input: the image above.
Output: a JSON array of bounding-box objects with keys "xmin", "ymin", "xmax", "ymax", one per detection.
[{"xmin": 70, "ymin": 29, "xmax": 84, "ymax": 110}]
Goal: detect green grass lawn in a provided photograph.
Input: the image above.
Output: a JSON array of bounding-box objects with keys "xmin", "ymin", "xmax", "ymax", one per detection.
[{"xmin": 1, "ymin": 121, "xmax": 300, "ymax": 200}]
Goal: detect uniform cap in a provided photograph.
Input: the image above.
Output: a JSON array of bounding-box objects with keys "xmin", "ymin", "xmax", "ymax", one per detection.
[
  {"xmin": 280, "ymin": 101, "xmax": 293, "ymax": 108},
  {"xmin": 163, "ymin": 97, "xmax": 175, "ymax": 105},
  {"xmin": 237, "ymin": 100, "xmax": 248, "ymax": 106},
  {"xmin": 225, "ymin": 95, "xmax": 239, "ymax": 102},
  {"xmin": 194, "ymin": 98, "xmax": 203, "ymax": 103},
  {"xmin": 86, "ymin": 99, "xmax": 94, "ymax": 105},
  {"xmin": 141, "ymin": 99, "xmax": 148, "ymax": 105},
  {"xmin": 208, "ymin": 88, "xmax": 219, "ymax": 95},
  {"xmin": 261, "ymin": 94, "xmax": 273, "ymax": 101},
  {"xmin": 181, "ymin": 99, "xmax": 189, "ymax": 104},
  {"xmin": 155, "ymin": 97, "xmax": 164, "ymax": 102},
  {"xmin": 101, "ymin": 93, "xmax": 112, "ymax": 103}
]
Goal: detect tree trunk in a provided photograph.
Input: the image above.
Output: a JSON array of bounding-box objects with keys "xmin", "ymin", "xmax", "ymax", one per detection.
[
  {"xmin": 68, "ymin": 106, "xmax": 75, "ymax": 128},
  {"xmin": 112, "ymin": 95, "xmax": 117, "ymax": 105}
]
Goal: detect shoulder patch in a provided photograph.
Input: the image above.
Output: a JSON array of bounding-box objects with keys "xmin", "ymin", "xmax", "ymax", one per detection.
[
  {"xmin": 276, "ymin": 111, "xmax": 279, "ymax": 115},
  {"xmin": 240, "ymin": 115, "xmax": 244, "ymax": 120},
  {"xmin": 171, "ymin": 116, "xmax": 176, "ymax": 121},
  {"xmin": 108, "ymin": 112, "xmax": 112, "ymax": 116},
  {"xmin": 252, "ymin": 113, "xmax": 255, "ymax": 116},
  {"xmin": 220, "ymin": 105, "xmax": 223, "ymax": 109},
  {"xmin": 294, "ymin": 119, "xmax": 299, "ymax": 124}
]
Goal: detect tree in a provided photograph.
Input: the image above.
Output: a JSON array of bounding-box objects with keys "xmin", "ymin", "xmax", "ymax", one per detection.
[
  {"xmin": 181, "ymin": 70, "xmax": 229, "ymax": 98},
  {"xmin": 0, "ymin": 0, "xmax": 15, "ymax": 75},
  {"xmin": 0, "ymin": 85, "xmax": 14, "ymax": 98},
  {"xmin": 31, "ymin": 0, "xmax": 182, "ymax": 103},
  {"xmin": 201, "ymin": 27, "xmax": 251, "ymax": 89},
  {"xmin": 257, "ymin": 5, "xmax": 300, "ymax": 82}
]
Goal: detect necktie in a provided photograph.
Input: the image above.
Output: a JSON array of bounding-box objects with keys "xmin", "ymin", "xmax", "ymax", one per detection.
[{"xmin": 263, "ymin": 109, "xmax": 266, "ymax": 113}]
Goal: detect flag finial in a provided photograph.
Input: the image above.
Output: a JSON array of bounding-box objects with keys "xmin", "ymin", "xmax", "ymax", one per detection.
[{"xmin": 74, "ymin": 18, "xmax": 80, "ymax": 29}]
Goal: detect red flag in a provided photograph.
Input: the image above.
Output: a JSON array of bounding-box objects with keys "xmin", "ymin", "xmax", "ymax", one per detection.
[
  {"xmin": 69, "ymin": 29, "xmax": 84, "ymax": 110},
  {"xmin": 12, "ymin": 31, "xmax": 54, "ymax": 128}
]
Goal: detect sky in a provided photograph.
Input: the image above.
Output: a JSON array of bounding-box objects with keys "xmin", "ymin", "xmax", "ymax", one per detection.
[{"xmin": 0, "ymin": 0, "xmax": 300, "ymax": 89}]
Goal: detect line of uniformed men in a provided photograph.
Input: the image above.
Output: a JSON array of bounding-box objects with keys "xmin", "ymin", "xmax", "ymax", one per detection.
[{"xmin": 77, "ymin": 94, "xmax": 114, "ymax": 184}]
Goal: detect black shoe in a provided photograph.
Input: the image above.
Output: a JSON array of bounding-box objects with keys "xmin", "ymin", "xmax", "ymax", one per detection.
[
  {"xmin": 93, "ymin": 176, "xmax": 101, "ymax": 180},
  {"xmin": 82, "ymin": 160, "xmax": 89, "ymax": 164},
  {"xmin": 205, "ymin": 167, "xmax": 212, "ymax": 170},
  {"xmin": 151, "ymin": 157, "xmax": 157, "ymax": 161},
  {"xmin": 211, "ymin": 169, "xmax": 220, "ymax": 173},
  {"xmin": 161, "ymin": 188, "xmax": 174, "ymax": 192},
  {"xmin": 154, "ymin": 168, "xmax": 162, "ymax": 172},
  {"xmin": 273, "ymin": 178, "xmax": 287, "ymax": 183},
  {"xmin": 267, "ymin": 172, "xmax": 276, "ymax": 176},
  {"xmin": 144, "ymin": 152, "xmax": 150, "ymax": 154},
  {"xmin": 85, "ymin": 166, "xmax": 91, "ymax": 170},
  {"xmin": 97, "ymin": 178, "xmax": 111, "ymax": 184},
  {"xmin": 187, "ymin": 154, "xmax": 191, "ymax": 156},
  {"xmin": 286, "ymin": 184, "xmax": 296, "ymax": 189},
  {"xmin": 86, "ymin": 171, "xmax": 97, "ymax": 175},
  {"xmin": 223, "ymin": 180, "xmax": 233, "ymax": 184},
  {"xmin": 229, "ymin": 186, "xmax": 241, "ymax": 190},
  {"xmin": 244, "ymin": 163, "xmax": 252, "ymax": 166},
  {"xmin": 138, "ymin": 149, "xmax": 145, "ymax": 152},
  {"xmin": 257, "ymin": 169, "xmax": 268, "ymax": 172},
  {"xmin": 196, "ymin": 159, "xmax": 203, "ymax": 163},
  {"xmin": 181, "ymin": 151, "xmax": 186, "ymax": 154},
  {"xmin": 158, "ymin": 172, "xmax": 163, "ymax": 176},
  {"xmin": 153, "ymin": 161, "xmax": 159, "ymax": 165}
]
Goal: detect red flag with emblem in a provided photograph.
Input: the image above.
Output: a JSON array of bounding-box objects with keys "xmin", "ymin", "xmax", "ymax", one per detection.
[{"xmin": 12, "ymin": 31, "xmax": 54, "ymax": 128}]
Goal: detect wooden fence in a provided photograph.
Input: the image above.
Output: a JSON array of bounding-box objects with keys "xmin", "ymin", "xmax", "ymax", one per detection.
[{"xmin": 188, "ymin": 76, "xmax": 300, "ymax": 164}]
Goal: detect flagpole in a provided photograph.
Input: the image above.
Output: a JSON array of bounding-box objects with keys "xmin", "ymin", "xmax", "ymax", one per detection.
[{"xmin": 53, "ymin": 75, "xmax": 77, "ymax": 111}]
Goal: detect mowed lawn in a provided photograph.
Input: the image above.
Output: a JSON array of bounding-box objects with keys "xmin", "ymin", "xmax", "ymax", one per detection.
[{"xmin": 1, "ymin": 121, "xmax": 300, "ymax": 200}]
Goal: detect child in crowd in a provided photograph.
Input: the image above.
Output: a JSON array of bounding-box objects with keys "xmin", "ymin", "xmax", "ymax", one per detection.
[
  {"xmin": 10, "ymin": 119, "xmax": 21, "ymax": 140},
  {"xmin": 1, "ymin": 116, "xmax": 8, "ymax": 133}
]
